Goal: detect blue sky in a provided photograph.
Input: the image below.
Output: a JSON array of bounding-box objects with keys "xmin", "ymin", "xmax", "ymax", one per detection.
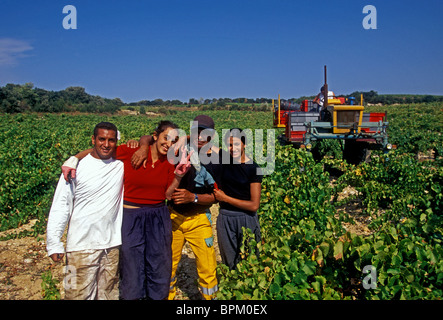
[{"xmin": 0, "ymin": 0, "xmax": 442, "ymax": 102}]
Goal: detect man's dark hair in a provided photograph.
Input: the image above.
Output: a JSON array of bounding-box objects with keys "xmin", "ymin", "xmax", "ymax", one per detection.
[{"xmin": 93, "ymin": 122, "xmax": 118, "ymax": 138}]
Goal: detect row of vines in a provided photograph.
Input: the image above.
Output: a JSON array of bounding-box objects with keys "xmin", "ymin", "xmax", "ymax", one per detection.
[
  {"xmin": 216, "ymin": 102, "xmax": 442, "ymax": 300},
  {"xmin": 0, "ymin": 102, "xmax": 442, "ymax": 299},
  {"xmin": 217, "ymin": 145, "xmax": 442, "ymax": 299}
]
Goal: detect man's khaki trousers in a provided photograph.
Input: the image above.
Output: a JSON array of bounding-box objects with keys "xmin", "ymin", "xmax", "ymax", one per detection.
[{"xmin": 64, "ymin": 246, "xmax": 120, "ymax": 300}]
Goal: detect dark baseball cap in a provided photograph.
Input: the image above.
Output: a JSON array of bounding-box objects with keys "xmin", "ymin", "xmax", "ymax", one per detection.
[{"xmin": 192, "ymin": 115, "xmax": 215, "ymax": 129}]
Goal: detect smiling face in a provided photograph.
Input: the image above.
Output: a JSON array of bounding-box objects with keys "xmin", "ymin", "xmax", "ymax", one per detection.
[
  {"xmin": 229, "ymin": 136, "xmax": 245, "ymax": 161},
  {"xmin": 91, "ymin": 128, "xmax": 117, "ymax": 160},
  {"xmin": 190, "ymin": 127, "xmax": 214, "ymax": 150},
  {"xmin": 153, "ymin": 126, "xmax": 178, "ymax": 156}
]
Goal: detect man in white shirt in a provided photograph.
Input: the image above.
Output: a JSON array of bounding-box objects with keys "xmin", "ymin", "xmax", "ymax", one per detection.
[
  {"xmin": 314, "ymin": 86, "xmax": 336, "ymax": 108},
  {"xmin": 314, "ymin": 86, "xmax": 336, "ymax": 120},
  {"xmin": 46, "ymin": 122, "xmax": 124, "ymax": 300}
]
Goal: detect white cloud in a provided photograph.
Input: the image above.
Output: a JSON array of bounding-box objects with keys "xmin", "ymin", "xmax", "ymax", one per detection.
[{"xmin": 0, "ymin": 38, "xmax": 33, "ymax": 66}]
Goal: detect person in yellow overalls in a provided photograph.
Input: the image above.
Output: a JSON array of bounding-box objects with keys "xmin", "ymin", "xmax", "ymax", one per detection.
[
  {"xmin": 168, "ymin": 115, "xmax": 222, "ymax": 300},
  {"xmin": 128, "ymin": 115, "xmax": 221, "ymax": 300}
]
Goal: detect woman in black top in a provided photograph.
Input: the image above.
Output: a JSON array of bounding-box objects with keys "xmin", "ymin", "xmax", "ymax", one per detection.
[{"xmin": 214, "ymin": 128, "xmax": 262, "ymax": 269}]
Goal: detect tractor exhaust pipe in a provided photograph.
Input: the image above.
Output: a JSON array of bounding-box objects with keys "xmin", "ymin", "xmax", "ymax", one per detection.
[{"xmin": 324, "ymin": 65, "xmax": 328, "ymax": 108}]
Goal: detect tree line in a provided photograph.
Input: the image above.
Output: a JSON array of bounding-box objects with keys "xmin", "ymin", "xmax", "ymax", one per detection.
[
  {"xmin": 132, "ymin": 91, "xmax": 443, "ymax": 108},
  {"xmin": 0, "ymin": 83, "xmax": 123, "ymax": 114},
  {"xmin": 347, "ymin": 90, "xmax": 443, "ymax": 105},
  {"xmin": 128, "ymin": 97, "xmax": 273, "ymax": 107},
  {"xmin": 294, "ymin": 90, "xmax": 443, "ymax": 105},
  {"xmin": 1, "ymin": 83, "xmax": 441, "ymax": 114}
]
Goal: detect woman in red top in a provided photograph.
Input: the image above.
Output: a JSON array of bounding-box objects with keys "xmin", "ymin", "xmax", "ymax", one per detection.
[
  {"xmin": 118, "ymin": 120, "xmax": 191, "ymax": 300},
  {"xmin": 64, "ymin": 121, "xmax": 190, "ymax": 300}
]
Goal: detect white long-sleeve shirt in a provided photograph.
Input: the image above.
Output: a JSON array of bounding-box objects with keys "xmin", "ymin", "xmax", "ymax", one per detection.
[
  {"xmin": 46, "ymin": 154, "xmax": 124, "ymax": 256},
  {"xmin": 318, "ymin": 91, "xmax": 336, "ymax": 106}
]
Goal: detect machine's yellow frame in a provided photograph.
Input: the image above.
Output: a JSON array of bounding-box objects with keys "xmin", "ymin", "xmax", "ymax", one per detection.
[
  {"xmin": 273, "ymin": 94, "xmax": 285, "ymax": 128},
  {"xmin": 330, "ymin": 105, "xmax": 364, "ymax": 134},
  {"xmin": 273, "ymin": 91, "xmax": 366, "ymax": 133}
]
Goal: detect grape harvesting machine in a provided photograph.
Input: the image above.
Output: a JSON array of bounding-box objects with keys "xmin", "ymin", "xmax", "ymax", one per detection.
[{"xmin": 274, "ymin": 66, "xmax": 394, "ymax": 164}]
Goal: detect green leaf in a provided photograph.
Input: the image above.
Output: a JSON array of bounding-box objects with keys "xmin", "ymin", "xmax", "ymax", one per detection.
[
  {"xmin": 354, "ymin": 257, "xmax": 362, "ymax": 271},
  {"xmin": 389, "ymin": 227, "xmax": 398, "ymax": 241},
  {"xmin": 301, "ymin": 261, "xmax": 316, "ymax": 276},
  {"xmin": 311, "ymin": 281, "xmax": 321, "ymax": 294},
  {"xmin": 269, "ymin": 282, "xmax": 281, "ymax": 295},
  {"xmin": 391, "ymin": 254, "xmax": 402, "ymax": 266},
  {"xmin": 315, "ymin": 275, "xmax": 326, "ymax": 286},
  {"xmin": 387, "ymin": 268, "xmax": 400, "ymax": 275},
  {"xmin": 333, "ymin": 241, "xmax": 344, "ymax": 260},
  {"xmin": 319, "ymin": 241, "xmax": 331, "ymax": 257},
  {"xmin": 313, "ymin": 247, "xmax": 324, "ymax": 267},
  {"xmin": 282, "ymin": 283, "xmax": 298, "ymax": 296},
  {"xmin": 404, "ymin": 272, "xmax": 414, "ymax": 283},
  {"xmin": 252, "ymin": 288, "xmax": 261, "ymax": 299}
]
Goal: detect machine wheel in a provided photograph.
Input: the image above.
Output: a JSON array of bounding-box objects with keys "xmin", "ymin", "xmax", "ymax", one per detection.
[
  {"xmin": 343, "ymin": 140, "xmax": 370, "ymax": 165},
  {"xmin": 277, "ymin": 134, "xmax": 289, "ymax": 146}
]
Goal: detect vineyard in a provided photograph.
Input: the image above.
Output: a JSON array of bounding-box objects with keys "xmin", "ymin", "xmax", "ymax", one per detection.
[{"xmin": 0, "ymin": 102, "xmax": 442, "ymax": 300}]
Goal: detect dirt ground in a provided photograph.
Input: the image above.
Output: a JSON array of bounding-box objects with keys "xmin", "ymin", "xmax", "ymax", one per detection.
[
  {"xmin": 0, "ymin": 205, "xmax": 221, "ymax": 300},
  {"xmin": 335, "ymin": 185, "xmax": 375, "ymax": 236},
  {"xmin": 0, "ymin": 186, "xmax": 369, "ymax": 300}
]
